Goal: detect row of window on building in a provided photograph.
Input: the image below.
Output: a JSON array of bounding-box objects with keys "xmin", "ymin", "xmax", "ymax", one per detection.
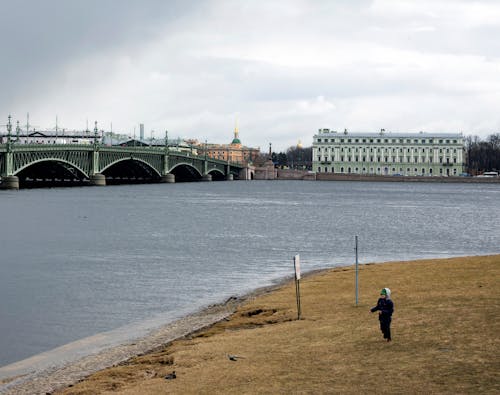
[
  {"xmin": 317, "ymin": 156, "xmax": 459, "ymax": 164},
  {"xmin": 316, "ymin": 166, "xmax": 459, "ymax": 176},
  {"xmin": 317, "ymin": 147, "xmax": 460, "ymax": 154},
  {"xmin": 316, "ymin": 137, "xmax": 459, "ymax": 145}
]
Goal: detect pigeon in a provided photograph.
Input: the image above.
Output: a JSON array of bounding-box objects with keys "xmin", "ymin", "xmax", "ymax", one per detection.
[
  {"xmin": 227, "ymin": 354, "xmax": 245, "ymax": 361},
  {"xmin": 165, "ymin": 371, "xmax": 176, "ymax": 380}
]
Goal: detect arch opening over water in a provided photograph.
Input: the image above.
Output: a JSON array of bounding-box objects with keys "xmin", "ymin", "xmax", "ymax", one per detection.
[
  {"xmin": 16, "ymin": 160, "xmax": 89, "ymax": 188},
  {"xmin": 208, "ymin": 169, "xmax": 225, "ymax": 181},
  {"xmin": 169, "ymin": 164, "xmax": 202, "ymax": 182},
  {"xmin": 101, "ymin": 159, "xmax": 161, "ymax": 185}
]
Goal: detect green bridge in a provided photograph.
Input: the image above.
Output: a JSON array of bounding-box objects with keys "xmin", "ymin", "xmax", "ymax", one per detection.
[{"xmin": 0, "ymin": 131, "xmax": 248, "ymax": 190}]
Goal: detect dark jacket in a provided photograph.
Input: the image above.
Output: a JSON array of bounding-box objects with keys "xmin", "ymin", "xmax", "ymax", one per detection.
[{"xmin": 371, "ymin": 298, "xmax": 394, "ymax": 321}]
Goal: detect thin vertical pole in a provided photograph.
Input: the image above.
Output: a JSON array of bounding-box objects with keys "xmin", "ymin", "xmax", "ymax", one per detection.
[
  {"xmin": 355, "ymin": 235, "xmax": 359, "ymax": 306},
  {"xmin": 294, "ymin": 255, "xmax": 302, "ymax": 320},
  {"xmin": 296, "ymin": 279, "xmax": 302, "ymax": 319}
]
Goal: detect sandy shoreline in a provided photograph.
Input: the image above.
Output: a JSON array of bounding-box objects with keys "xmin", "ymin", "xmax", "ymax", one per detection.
[
  {"xmin": 0, "ymin": 273, "xmax": 306, "ymax": 395},
  {"xmin": 0, "ymin": 300, "xmax": 242, "ymax": 394}
]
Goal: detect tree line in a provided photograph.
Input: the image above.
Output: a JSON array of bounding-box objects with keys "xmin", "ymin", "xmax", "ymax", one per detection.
[
  {"xmin": 465, "ymin": 134, "xmax": 500, "ymax": 174},
  {"xmin": 265, "ymin": 146, "xmax": 313, "ymax": 170}
]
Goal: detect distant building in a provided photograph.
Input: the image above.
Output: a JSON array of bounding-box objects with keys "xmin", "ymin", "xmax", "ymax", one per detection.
[
  {"xmin": 116, "ymin": 138, "xmax": 198, "ymax": 155},
  {"xmin": 312, "ymin": 129, "xmax": 465, "ymax": 177},
  {"xmin": 195, "ymin": 125, "xmax": 260, "ymax": 164},
  {"xmin": 3, "ymin": 130, "xmax": 95, "ymax": 145},
  {"xmin": 117, "ymin": 139, "xmax": 154, "ymax": 147}
]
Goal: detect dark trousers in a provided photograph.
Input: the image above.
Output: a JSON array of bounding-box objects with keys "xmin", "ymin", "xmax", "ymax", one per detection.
[{"xmin": 380, "ymin": 318, "xmax": 391, "ymax": 340}]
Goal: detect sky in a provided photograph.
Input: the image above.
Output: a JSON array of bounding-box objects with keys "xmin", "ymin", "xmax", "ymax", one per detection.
[{"xmin": 1, "ymin": 0, "xmax": 499, "ymax": 151}]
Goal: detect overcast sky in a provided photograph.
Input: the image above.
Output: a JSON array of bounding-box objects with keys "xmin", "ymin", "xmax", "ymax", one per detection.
[{"xmin": 1, "ymin": 0, "xmax": 499, "ymax": 151}]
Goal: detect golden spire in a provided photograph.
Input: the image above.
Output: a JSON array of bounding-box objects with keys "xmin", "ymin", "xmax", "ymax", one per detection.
[
  {"xmin": 234, "ymin": 116, "xmax": 239, "ymax": 140},
  {"xmin": 231, "ymin": 115, "xmax": 241, "ymax": 145}
]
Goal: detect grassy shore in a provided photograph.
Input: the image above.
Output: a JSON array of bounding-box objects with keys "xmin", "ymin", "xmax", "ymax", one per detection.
[{"xmin": 60, "ymin": 255, "xmax": 499, "ymax": 394}]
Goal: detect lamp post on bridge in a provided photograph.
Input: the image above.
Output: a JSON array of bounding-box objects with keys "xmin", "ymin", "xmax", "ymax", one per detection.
[
  {"xmin": 6, "ymin": 115, "xmax": 12, "ymax": 149},
  {"xmin": 0, "ymin": 115, "xmax": 20, "ymax": 189},
  {"xmin": 93, "ymin": 121, "xmax": 100, "ymax": 149},
  {"xmin": 90, "ymin": 121, "xmax": 106, "ymax": 186},
  {"xmin": 15, "ymin": 121, "xmax": 21, "ymax": 142},
  {"xmin": 201, "ymin": 139, "xmax": 212, "ymax": 181},
  {"xmin": 161, "ymin": 129, "xmax": 175, "ymax": 183}
]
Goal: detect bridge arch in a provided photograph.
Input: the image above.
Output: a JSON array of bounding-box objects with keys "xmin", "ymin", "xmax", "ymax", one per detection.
[
  {"xmin": 169, "ymin": 163, "xmax": 203, "ymax": 182},
  {"xmin": 100, "ymin": 158, "xmax": 162, "ymax": 184},
  {"xmin": 207, "ymin": 168, "xmax": 225, "ymax": 181},
  {"xmin": 14, "ymin": 158, "xmax": 89, "ymax": 187},
  {"xmin": 14, "ymin": 158, "xmax": 89, "ymax": 178}
]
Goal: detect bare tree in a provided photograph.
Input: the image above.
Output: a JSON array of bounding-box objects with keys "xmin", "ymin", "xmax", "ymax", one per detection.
[
  {"xmin": 466, "ymin": 134, "xmax": 500, "ymax": 174},
  {"xmin": 286, "ymin": 146, "xmax": 312, "ymax": 170}
]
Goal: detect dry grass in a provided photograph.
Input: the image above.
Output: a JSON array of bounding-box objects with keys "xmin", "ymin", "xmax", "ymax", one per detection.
[{"xmin": 60, "ymin": 255, "xmax": 500, "ymax": 394}]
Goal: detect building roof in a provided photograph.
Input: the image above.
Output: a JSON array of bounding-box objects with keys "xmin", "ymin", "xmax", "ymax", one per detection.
[
  {"xmin": 24, "ymin": 130, "xmax": 94, "ymax": 138},
  {"xmin": 314, "ymin": 130, "xmax": 463, "ymax": 139}
]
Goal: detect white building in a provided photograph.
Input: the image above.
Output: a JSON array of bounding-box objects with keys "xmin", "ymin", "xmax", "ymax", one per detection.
[
  {"xmin": 0, "ymin": 131, "xmax": 95, "ymax": 145},
  {"xmin": 312, "ymin": 129, "xmax": 465, "ymax": 177}
]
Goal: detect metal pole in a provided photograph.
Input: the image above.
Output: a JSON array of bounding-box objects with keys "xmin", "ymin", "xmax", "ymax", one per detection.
[
  {"xmin": 294, "ymin": 255, "xmax": 302, "ymax": 320},
  {"xmin": 296, "ymin": 278, "xmax": 302, "ymax": 320},
  {"xmin": 355, "ymin": 235, "xmax": 359, "ymax": 306}
]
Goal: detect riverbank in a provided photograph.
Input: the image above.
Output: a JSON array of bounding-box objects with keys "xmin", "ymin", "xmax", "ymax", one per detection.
[
  {"xmin": 275, "ymin": 168, "xmax": 500, "ymax": 182},
  {"xmin": 315, "ymin": 173, "xmax": 500, "ymax": 183},
  {"xmin": 0, "ymin": 282, "xmax": 288, "ymax": 395},
  {"xmin": 47, "ymin": 255, "xmax": 500, "ymax": 394}
]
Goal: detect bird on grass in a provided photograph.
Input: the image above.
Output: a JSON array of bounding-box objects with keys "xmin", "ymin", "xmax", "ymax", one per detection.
[
  {"xmin": 227, "ymin": 354, "xmax": 245, "ymax": 361},
  {"xmin": 165, "ymin": 371, "xmax": 176, "ymax": 380}
]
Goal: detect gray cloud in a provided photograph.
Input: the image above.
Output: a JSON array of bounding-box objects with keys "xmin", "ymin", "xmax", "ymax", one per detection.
[
  {"xmin": 1, "ymin": 0, "xmax": 499, "ymax": 151},
  {"xmin": 0, "ymin": 1, "xmax": 193, "ymax": 107}
]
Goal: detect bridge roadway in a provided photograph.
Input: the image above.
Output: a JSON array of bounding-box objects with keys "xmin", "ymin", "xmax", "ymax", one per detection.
[{"xmin": 0, "ymin": 142, "xmax": 248, "ymax": 189}]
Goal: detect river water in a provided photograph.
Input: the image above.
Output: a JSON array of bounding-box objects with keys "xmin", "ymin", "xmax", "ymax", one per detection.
[{"xmin": 0, "ymin": 180, "xmax": 499, "ymax": 369}]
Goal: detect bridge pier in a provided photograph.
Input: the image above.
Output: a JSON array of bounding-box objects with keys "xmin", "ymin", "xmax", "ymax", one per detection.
[
  {"xmin": 1, "ymin": 175, "xmax": 19, "ymax": 190},
  {"xmin": 161, "ymin": 173, "xmax": 175, "ymax": 183},
  {"xmin": 226, "ymin": 174, "xmax": 234, "ymax": 181},
  {"xmin": 90, "ymin": 173, "xmax": 106, "ymax": 186},
  {"xmin": 202, "ymin": 174, "xmax": 212, "ymax": 182}
]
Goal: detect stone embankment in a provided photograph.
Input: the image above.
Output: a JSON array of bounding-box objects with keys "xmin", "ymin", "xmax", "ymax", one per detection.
[
  {"xmin": 276, "ymin": 169, "xmax": 316, "ymax": 180},
  {"xmin": 273, "ymin": 169, "xmax": 500, "ymax": 183},
  {"xmin": 316, "ymin": 173, "xmax": 500, "ymax": 183}
]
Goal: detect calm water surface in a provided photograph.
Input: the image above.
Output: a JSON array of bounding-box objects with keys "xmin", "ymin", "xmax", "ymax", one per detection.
[{"xmin": 0, "ymin": 180, "xmax": 499, "ymax": 368}]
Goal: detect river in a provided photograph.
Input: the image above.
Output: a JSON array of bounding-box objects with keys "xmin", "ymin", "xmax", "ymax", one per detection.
[{"xmin": 0, "ymin": 180, "xmax": 499, "ymax": 369}]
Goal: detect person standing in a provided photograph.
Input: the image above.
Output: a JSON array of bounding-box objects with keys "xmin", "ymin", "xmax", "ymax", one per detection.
[{"xmin": 370, "ymin": 288, "xmax": 394, "ymax": 342}]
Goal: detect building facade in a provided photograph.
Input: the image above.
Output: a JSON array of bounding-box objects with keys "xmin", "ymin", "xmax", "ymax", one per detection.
[
  {"xmin": 312, "ymin": 129, "xmax": 465, "ymax": 177},
  {"xmin": 195, "ymin": 126, "xmax": 260, "ymax": 164}
]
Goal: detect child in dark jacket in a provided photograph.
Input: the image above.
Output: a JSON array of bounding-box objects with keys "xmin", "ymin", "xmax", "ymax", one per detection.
[{"xmin": 370, "ymin": 288, "xmax": 394, "ymax": 342}]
